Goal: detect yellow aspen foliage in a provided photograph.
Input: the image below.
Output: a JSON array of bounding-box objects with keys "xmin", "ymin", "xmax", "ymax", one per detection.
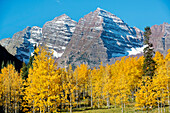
[
  {"xmin": 102, "ymin": 64, "xmax": 111, "ymax": 109},
  {"xmin": 0, "ymin": 64, "xmax": 23, "ymax": 113},
  {"xmin": 135, "ymin": 77, "xmax": 156, "ymax": 111},
  {"xmin": 92, "ymin": 64, "xmax": 104, "ymax": 108},
  {"xmin": 74, "ymin": 63, "xmax": 90, "ymax": 108},
  {"xmin": 114, "ymin": 57, "xmax": 130, "ymax": 112},
  {"xmin": 165, "ymin": 49, "xmax": 170, "ymax": 112},
  {"xmin": 62, "ymin": 65, "xmax": 76, "ymax": 112},
  {"xmin": 23, "ymin": 46, "xmax": 62, "ymax": 113}
]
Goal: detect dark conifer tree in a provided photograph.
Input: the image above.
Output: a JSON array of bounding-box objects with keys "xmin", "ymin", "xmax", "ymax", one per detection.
[
  {"xmin": 21, "ymin": 45, "xmax": 37, "ymax": 79},
  {"xmin": 143, "ymin": 27, "xmax": 156, "ymax": 79}
]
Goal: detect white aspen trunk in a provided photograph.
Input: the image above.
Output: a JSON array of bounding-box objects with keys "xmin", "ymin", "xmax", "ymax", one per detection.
[
  {"xmin": 33, "ymin": 100, "xmax": 35, "ymax": 113},
  {"xmin": 76, "ymin": 74, "xmax": 78, "ymax": 108},
  {"xmin": 83, "ymin": 87, "xmax": 85, "ymax": 107},
  {"xmin": 168, "ymin": 84, "xmax": 170, "ymax": 113},
  {"xmin": 79, "ymin": 90, "xmax": 81, "ymax": 108},
  {"xmin": 15, "ymin": 103, "xmax": 17, "ymax": 113},
  {"xmin": 163, "ymin": 89, "xmax": 166, "ymax": 113},
  {"xmin": 5, "ymin": 101, "xmax": 7, "ymax": 113},
  {"xmin": 70, "ymin": 93, "xmax": 72, "ymax": 113},
  {"xmin": 122, "ymin": 103, "xmax": 124, "ymax": 113},
  {"xmin": 158, "ymin": 98, "xmax": 160, "ymax": 113},
  {"xmin": 107, "ymin": 93, "xmax": 110, "ymax": 109},
  {"xmin": 91, "ymin": 84, "xmax": 93, "ymax": 108},
  {"xmin": 17, "ymin": 102, "xmax": 19, "ymax": 113},
  {"xmin": 40, "ymin": 107, "xmax": 42, "ymax": 113},
  {"xmin": 161, "ymin": 99, "xmax": 162, "ymax": 113},
  {"xmin": 44, "ymin": 104, "xmax": 46, "ymax": 113},
  {"xmin": 132, "ymin": 90, "xmax": 135, "ymax": 102}
]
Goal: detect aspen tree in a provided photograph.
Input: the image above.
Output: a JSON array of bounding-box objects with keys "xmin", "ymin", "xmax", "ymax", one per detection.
[
  {"xmin": 135, "ymin": 77, "xmax": 156, "ymax": 111},
  {"xmin": 63, "ymin": 65, "xmax": 76, "ymax": 113},
  {"xmin": 165, "ymin": 49, "xmax": 170, "ymax": 112},
  {"xmin": 103, "ymin": 64, "xmax": 111, "ymax": 109},
  {"xmin": 0, "ymin": 64, "xmax": 23, "ymax": 113},
  {"xmin": 74, "ymin": 64, "xmax": 89, "ymax": 108},
  {"xmin": 23, "ymin": 46, "xmax": 61, "ymax": 112}
]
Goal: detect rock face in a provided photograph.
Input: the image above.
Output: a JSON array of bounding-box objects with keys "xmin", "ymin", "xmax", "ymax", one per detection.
[
  {"xmin": 42, "ymin": 14, "xmax": 77, "ymax": 58},
  {"xmin": 150, "ymin": 23, "xmax": 170, "ymax": 55},
  {"xmin": 0, "ymin": 27, "xmax": 34, "ymax": 64},
  {"xmin": 0, "ymin": 38, "xmax": 11, "ymax": 48},
  {"xmin": 0, "ymin": 14, "xmax": 77, "ymax": 64},
  {"xmin": 58, "ymin": 8, "xmax": 144, "ymax": 69}
]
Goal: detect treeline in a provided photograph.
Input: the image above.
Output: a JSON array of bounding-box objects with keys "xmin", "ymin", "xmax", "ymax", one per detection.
[{"xmin": 0, "ymin": 45, "xmax": 170, "ymax": 113}]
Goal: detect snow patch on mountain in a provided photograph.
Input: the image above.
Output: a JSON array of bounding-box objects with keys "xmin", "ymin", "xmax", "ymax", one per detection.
[
  {"xmin": 127, "ymin": 45, "xmax": 147, "ymax": 56},
  {"xmin": 52, "ymin": 50, "xmax": 63, "ymax": 58}
]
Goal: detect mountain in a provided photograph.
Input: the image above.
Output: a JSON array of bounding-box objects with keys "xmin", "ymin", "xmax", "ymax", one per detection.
[
  {"xmin": 0, "ymin": 45, "xmax": 23, "ymax": 71},
  {"xmin": 42, "ymin": 14, "xmax": 77, "ymax": 58},
  {"xmin": 0, "ymin": 14, "xmax": 77, "ymax": 64},
  {"xmin": 1, "ymin": 8, "xmax": 169, "ymax": 69},
  {"xmin": 57, "ymin": 8, "xmax": 144, "ymax": 69},
  {"xmin": 150, "ymin": 22, "xmax": 170, "ymax": 55}
]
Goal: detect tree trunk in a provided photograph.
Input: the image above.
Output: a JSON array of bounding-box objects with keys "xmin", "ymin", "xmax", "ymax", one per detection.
[
  {"xmin": 168, "ymin": 84, "xmax": 170, "ymax": 113},
  {"xmin": 40, "ymin": 107, "xmax": 42, "ymax": 113},
  {"xmin": 132, "ymin": 90, "xmax": 135, "ymax": 102},
  {"xmin": 5, "ymin": 100, "xmax": 8, "ymax": 113},
  {"xmin": 33, "ymin": 100, "xmax": 35, "ymax": 113},
  {"xmin": 15, "ymin": 103, "xmax": 17, "ymax": 113},
  {"xmin": 76, "ymin": 75, "xmax": 78, "ymax": 108},
  {"xmin": 107, "ymin": 94, "xmax": 110, "ymax": 109},
  {"xmin": 91, "ymin": 78, "xmax": 93, "ymax": 108},
  {"xmin": 158, "ymin": 98, "xmax": 160, "ymax": 113},
  {"xmin": 91, "ymin": 86, "xmax": 93, "ymax": 108},
  {"xmin": 161, "ymin": 100, "xmax": 162, "ymax": 113},
  {"xmin": 70, "ymin": 93, "xmax": 72, "ymax": 113},
  {"xmin": 83, "ymin": 87, "xmax": 85, "ymax": 107},
  {"xmin": 98, "ymin": 100, "xmax": 99, "ymax": 108},
  {"xmin": 122, "ymin": 103, "xmax": 124, "ymax": 113}
]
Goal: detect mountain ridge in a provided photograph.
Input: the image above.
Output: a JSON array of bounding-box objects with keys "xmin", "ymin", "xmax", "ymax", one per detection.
[{"xmin": 0, "ymin": 8, "xmax": 169, "ymax": 68}]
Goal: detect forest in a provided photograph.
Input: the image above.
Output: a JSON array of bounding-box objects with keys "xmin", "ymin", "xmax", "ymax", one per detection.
[{"xmin": 0, "ymin": 45, "xmax": 170, "ymax": 113}]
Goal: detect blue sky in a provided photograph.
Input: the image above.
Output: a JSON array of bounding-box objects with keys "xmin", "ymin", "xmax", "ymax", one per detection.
[{"xmin": 0, "ymin": 0, "xmax": 170, "ymax": 40}]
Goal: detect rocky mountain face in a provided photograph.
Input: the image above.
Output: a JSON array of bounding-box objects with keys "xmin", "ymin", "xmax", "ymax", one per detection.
[
  {"xmin": 57, "ymin": 8, "xmax": 144, "ymax": 69},
  {"xmin": 0, "ymin": 45, "xmax": 23, "ymax": 72},
  {"xmin": 150, "ymin": 22, "xmax": 170, "ymax": 55},
  {"xmin": 1, "ymin": 8, "xmax": 169, "ymax": 69},
  {"xmin": 0, "ymin": 14, "xmax": 77, "ymax": 64},
  {"xmin": 42, "ymin": 14, "xmax": 77, "ymax": 58}
]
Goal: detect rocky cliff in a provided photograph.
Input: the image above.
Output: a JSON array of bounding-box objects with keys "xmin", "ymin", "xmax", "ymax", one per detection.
[
  {"xmin": 150, "ymin": 22, "xmax": 170, "ymax": 55},
  {"xmin": 57, "ymin": 8, "xmax": 144, "ymax": 69},
  {"xmin": 0, "ymin": 14, "xmax": 77, "ymax": 64}
]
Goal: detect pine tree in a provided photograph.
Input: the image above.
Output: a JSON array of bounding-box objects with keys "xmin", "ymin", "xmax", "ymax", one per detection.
[
  {"xmin": 143, "ymin": 27, "xmax": 156, "ymax": 79},
  {"xmin": 21, "ymin": 45, "xmax": 37, "ymax": 80}
]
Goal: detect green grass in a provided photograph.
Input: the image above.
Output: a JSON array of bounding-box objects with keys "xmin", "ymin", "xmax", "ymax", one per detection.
[
  {"xmin": 72, "ymin": 106, "xmax": 169, "ymax": 113},
  {"xmin": 59, "ymin": 103, "xmax": 170, "ymax": 113}
]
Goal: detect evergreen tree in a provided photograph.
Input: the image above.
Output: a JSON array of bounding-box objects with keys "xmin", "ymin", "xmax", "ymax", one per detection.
[
  {"xmin": 143, "ymin": 27, "xmax": 156, "ymax": 79},
  {"xmin": 21, "ymin": 45, "xmax": 37, "ymax": 80}
]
